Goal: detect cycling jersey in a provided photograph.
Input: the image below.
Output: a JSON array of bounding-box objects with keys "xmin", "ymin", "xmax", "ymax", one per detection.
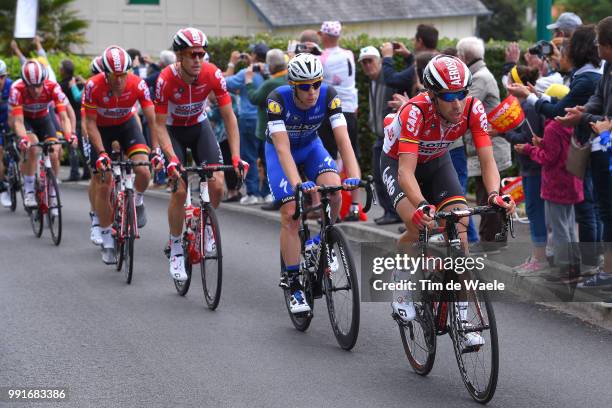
[
  {"xmin": 8, "ymin": 79, "xmax": 67, "ymax": 119},
  {"xmin": 320, "ymin": 47, "xmax": 358, "ymax": 113},
  {"xmin": 383, "ymin": 92, "xmax": 491, "ymax": 163},
  {"xmin": 266, "ymin": 83, "xmax": 346, "ymax": 149},
  {"xmin": 154, "ymin": 62, "xmax": 230, "ymax": 126},
  {"xmin": 82, "ymin": 73, "xmax": 152, "ymax": 127}
]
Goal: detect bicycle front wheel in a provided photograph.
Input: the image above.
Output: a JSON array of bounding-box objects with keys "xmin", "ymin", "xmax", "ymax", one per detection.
[
  {"xmin": 449, "ymin": 287, "xmax": 499, "ymax": 404},
  {"xmin": 45, "ymin": 169, "xmax": 62, "ymax": 246},
  {"xmin": 200, "ymin": 205, "xmax": 222, "ymax": 310},
  {"xmin": 323, "ymin": 226, "xmax": 360, "ymax": 350},
  {"xmin": 122, "ymin": 190, "xmax": 135, "ymax": 284},
  {"xmin": 398, "ymin": 300, "xmax": 437, "ymax": 376}
]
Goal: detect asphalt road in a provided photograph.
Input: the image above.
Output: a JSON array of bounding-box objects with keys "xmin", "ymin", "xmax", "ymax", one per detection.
[{"xmin": 1, "ymin": 185, "xmax": 611, "ymax": 408}]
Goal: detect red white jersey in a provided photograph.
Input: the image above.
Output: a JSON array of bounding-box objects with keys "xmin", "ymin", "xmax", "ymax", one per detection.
[
  {"xmin": 154, "ymin": 62, "xmax": 231, "ymax": 126},
  {"xmin": 383, "ymin": 92, "xmax": 492, "ymax": 163},
  {"xmin": 8, "ymin": 79, "xmax": 67, "ymax": 119},
  {"xmin": 83, "ymin": 73, "xmax": 153, "ymax": 127}
]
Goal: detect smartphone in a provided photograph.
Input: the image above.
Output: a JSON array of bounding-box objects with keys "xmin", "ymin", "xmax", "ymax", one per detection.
[{"xmin": 252, "ymin": 65, "xmax": 261, "ymax": 73}]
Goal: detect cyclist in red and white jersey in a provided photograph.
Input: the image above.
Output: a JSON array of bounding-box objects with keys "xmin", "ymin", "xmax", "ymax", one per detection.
[
  {"xmin": 380, "ymin": 55, "xmax": 515, "ymax": 340},
  {"xmin": 153, "ymin": 28, "xmax": 245, "ymax": 281},
  {"xmin": 84, "ymin": 46, "xmax": 159, "ymax": 265},
  {"xmin": 9, "ymin": 59, "xmax": 76, "ymax": 208}
]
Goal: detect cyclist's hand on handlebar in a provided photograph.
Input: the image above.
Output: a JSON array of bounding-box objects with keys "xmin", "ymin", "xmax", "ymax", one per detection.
[
  {"xmin": 232, "ymin": 155, "xmax": 250, "ymax": 177},
  {"xmin": 299, "ymin": 181, "xmax": 317, "ymax": 194},
  {"xmin": 96, "ymin": 152, "xmax": 111, "ymax": 172},
  {"xmin": 18, "ymin": 137, "xmax": 30, "ymax": 151},
  {"xmin": 166, "ymin": 156, "xmax": 182, "ymax": 179},
  {"xmin": 488, "ymin": 192, "xmax": 515, "ymax": 214},
  {"xmin": 342, "ymin": 177, "xmax": 360, "ymax": 191},
  {"xmin": 149, "ymin": 149, "xmax": 165, "ymax": 172},
  {"xmin": 411, "ymin": 201, "xmax": 435, "ymax": 230},
  {"xmin": 69, "ymin": 133, "xmax": 78, "ymax": 148}
]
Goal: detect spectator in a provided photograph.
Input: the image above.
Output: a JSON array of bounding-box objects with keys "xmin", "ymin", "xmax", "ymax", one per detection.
[
  {"xmin": 357, "ymin": 46, "xmax": 401, "ymax": 225},
  {"xmin": 245, "ymin": 48, "xmax": 288, "ymax": 211},
  {"xmin": 559, "ymin": 16, "xmax": 612, "ymax": 288},
  {"xmin": 11, "ymin": 36, "xmax": 57, "ymax": 82},
  {"xmin": 0, "ymin": 59, "xmax": 12, "ymax": 207},
  {"xmin": 145, "ymin": 50, "xmax": 176, "ymax": 94},
  {"xmin": 380, "ymin": 24, "xmax": 438, "ymax": 95},
  {"xmin": 127, "ymin": 48, "xmax": 148, "ymax": 78},
  {"xmin": 225, "ymin": 42, "xmax": 269, "ymax": 205},
  {"xmin": 515, "ymin": 116, "xmax": 583, "ymax": 284},
  {"xmin": 501, "ymin": 65, "xmax": 548, "ymax": 273},
  {"xmin": 457, "ymin": 36, "xmax": 511, "ymax": 253},
  {"xmin": 547, "ymin": 12, "xmax": 583, "ymax": 39},
  {"xmin": 287, "ymin": 30, "xmax": 323, "ymax": 58}
]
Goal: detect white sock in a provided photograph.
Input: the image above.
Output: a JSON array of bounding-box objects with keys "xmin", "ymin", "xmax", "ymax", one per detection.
[
  {"xmin": 392, "ymin": 269, "xmax": 412, "ymax": 304},
  {"xmin": 458, "ymin": 301, "xmax": 468, "ymax": 321},
  {"xmin": 100, "ymin": 227, "xmax": 114, "ymax": 248},
  {"xmin": 24, "ymin": 176, "xmax": 35, "ymax": 193},
  {"xmin": 135, "ymin": 192, "xmax": 144, "ymax": 206},
  {"xmin": 170, "ymin": 234, "xmax": 182, "ymax": 257},
  {"xmin": 90, "ymin": 212, "xmax": 100, "ymax": 226}
]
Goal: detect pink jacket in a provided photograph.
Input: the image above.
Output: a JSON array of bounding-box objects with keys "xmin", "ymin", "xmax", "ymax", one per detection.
[{"xmin": 522, "ymin": 120, "xmax": 584, "ymax": 205}]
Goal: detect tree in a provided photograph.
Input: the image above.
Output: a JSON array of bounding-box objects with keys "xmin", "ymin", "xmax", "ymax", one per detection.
[
  {"xmin": 477, "ymin": 0, "xmax": 525, "ymax": 41},
  {"xmin": 0, "ymin": 0, "xmax": 88, "ymax": 54},
  {"xmin": 556, "ymin": 0, "xmax": 612, "ymax": 25}
]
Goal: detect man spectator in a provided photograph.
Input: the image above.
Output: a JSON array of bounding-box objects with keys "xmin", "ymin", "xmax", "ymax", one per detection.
[
  {"xmin": 245, "ymin": 48, "xmax": 288, "ymax": 211},
  {"xmin": 380, "ymin": 24, "xmax": 439, "ymax": 95},
  {"xmin": 358, "ymin": 46, "xmax": 401, "ymax": 225},
  {"xmin": 317, "ymin": 21, "xmax": 361, "ymax": 221},
  {"xmin": 548, "ymin": 12, "xmax": 582, "ymax": 39},
  {"xmin": 127, "ymin": 48, "xmax": 149, "ymax": 78},
  {"xmin": 457, "ymin": 36, "xmax": 512, "ymax": 253},
  {"xmin": 144, "ymin": 50, "xmax": 176, "ymax": 94},
  {"xmin": 225, "ymin": 42, "xmax": 270, "ymax": 205}
]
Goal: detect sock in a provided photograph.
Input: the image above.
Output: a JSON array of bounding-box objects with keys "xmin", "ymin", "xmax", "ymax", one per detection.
[
  {"xmin": 90, "ymin": 212, "xmax": 100, "ymax": 226},
  {"xmin": 135, "ymin": 192, "xmax": 144, "ymax": 206},
  {"xmin": 392, "ymin": 268, "xmax": 412, "ymax": 304},
  {"xmin": 458, "ymin": 301, "xmax": 468, "ymax": 321},
  {"xmin": 100, "ymin": 227, "xmax": 114, "ymax": 248},
  {"xmin": 24, "ymin": 176, "xmax": 35, "ymax": 193},
  {"xmin": 285, "ymin": 264, "xmax": 300, "ymax": 286},
  {"xmin": 170, "ymin": 234, "xmax": 182, "ymax": 257}
]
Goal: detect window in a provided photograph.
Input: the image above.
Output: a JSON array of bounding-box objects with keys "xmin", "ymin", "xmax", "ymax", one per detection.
[{"xmin": 128, "ymin": 0, "xmax": 159, "ymax": 5}]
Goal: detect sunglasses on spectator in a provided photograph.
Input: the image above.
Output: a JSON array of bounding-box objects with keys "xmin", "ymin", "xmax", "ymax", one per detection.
[
  {"xmin": 295, "ymin": 80, "xmax": 323, "ymax": 91},
  {"xmin": 436, "ymin": 90, "xmax": 468, "ymax": 102},
  {"xmin": 188, "ymin": 51, "xmax": 206, "ymax": 60}
]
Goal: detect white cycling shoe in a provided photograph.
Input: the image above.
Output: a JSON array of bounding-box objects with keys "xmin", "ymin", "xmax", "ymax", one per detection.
[
  {"xmin": 90, "ymin": 225, "xmax": 103, "ymax": 246},
  {"xmin": 169, "ymin": 255, "xmax": 188, "ymax": 282},
  {"xmin": 289, "ymin": 289, "xmax": 311, "ymax": 314},
  {"xmin": 462, "ymin": 322, "xmax": 485, "ymax": 348},
  {"xmin": 24, "ymin": 191, "xmax": 37, "ymax": 208},
  {"xmin": 392, "ymin": 299, "xmax": 416, "ymax": 322},
  {"xmin": 204, "ymin": 224, "xmax": 216, "ymax": 256},
  {"xmin": 0, "ymin": 191, "xmax": 11, "ymax": 208}
]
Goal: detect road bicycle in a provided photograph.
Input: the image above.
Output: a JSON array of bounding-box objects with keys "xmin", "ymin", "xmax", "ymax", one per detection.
[
  {"xmin": 281, "ymin": 176, "xmax": 374, "ymax": 350},
  {"xmin": 1, "ymin": 132, "xmax": 24, "ymax": 212},
  {"xmin": 395, "ymin": 202, "xmax": 514, "ymax": 403}
]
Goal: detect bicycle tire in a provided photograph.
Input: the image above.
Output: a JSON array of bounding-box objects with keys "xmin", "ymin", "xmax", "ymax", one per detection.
[
  {"xmin": 8, "ymin": 162, "xmax": 20, "ymax": 212},
  {"xmin": 398, "ymin": 300, "xmax": 437, "ymax": 376},
  {"xmin": 123, "ymin": 189, "xmax": 135, "ymax": 284},
  {"xmin": 200, "ymin": 204, "xmax": 222, "ymax": 310},
  {"xmin": 322, "ymin": 226, "xmax": 360, "ymax": 350},
  {"xmin": 45, "ymin": 169, "xmax": 62, "ymax": 245},
  {"xmin": 281, "ymin": 253, "xmax": 313, "ymax": 332},
  {"xmin": 30, "ymin": 177, "xmax": 43, "ymax": 237},
  {"xmin": 448, "ymin": 287, "xmax": 499, "ymax": 404},
  {"xmin": 174, "ymin": 237, "xmax": 192, "ymax": 296},
  {"xmin": 115, "ymin": 191, "xmax": 124, "ymax": 272}
]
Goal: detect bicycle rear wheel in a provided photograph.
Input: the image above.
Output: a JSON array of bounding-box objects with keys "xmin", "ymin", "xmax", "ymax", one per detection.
[
  {"xmin": 281, "ymin": 254, "xmax": 313, "ymax": 332},
  {"xmin": 30, "ymin": 178, "xmax": 43, "ymax": 237},
  {"xmin": 448, "ymin": 286, "xmax": 499, "ymax": 403},
  {"xmin": 45, "ymin": 169, "xmax": 62, "ymax": 246},
  {"xmin": 114, "ymin": 191, "xmax": 124, "ymax": 271},
  {"xmin": 8, "ymin": 162, "xmax": 20, "ymax": 212},
  {"xmin": 398, "ymin": 300, "xmax": 437, "ymax": 375},
  {"xmin": 122, "ymin": 190, "xmax": 135, "ymax": 284},
  {"xmin": 200, "ymin": 205, "xmax": 222, "ymax": 310},
  {"xmin": 322, "ymin": 226, "xmax": 360, "ymax": 350},
  {"xmin": 174, "ymin": 237, "xmax": 192, "ymax": 296}
]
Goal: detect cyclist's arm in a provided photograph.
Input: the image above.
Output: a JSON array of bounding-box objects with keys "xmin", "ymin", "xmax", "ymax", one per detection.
[
  {"xmin": 477, "ymin": 146, "xmax": 501, "ymax": 197},
  {"xmin": 151, "ymin": 112, "xmax": 178, "ymax": 160},
  {"xmin": 65, "ymin": 103, "xmax": 76, "ymax": 134},
  {"xmin": 270, "ymin": 130, "xmax": 301, "ymax": 188},
  {"xmin": 396, "ymin": 103, "xmax": 427, "ymax": 206},
  {"xmin": 141, "ymin": 105, "xmax": 158, "ymax": 150},
  {"xmin": 58, "ymin": 109, "xmax": 72, "ymax": 139},
  {"xmin": 398, "ymin": 153, "xmax": 427, "ymax": 207},
  {"xmin": 10, "ymin": 111, "xmax": 27, "ymax": 140},
  {"xmin": 85, "ymin": 115, "xmax": 104, "ymax": 153}
]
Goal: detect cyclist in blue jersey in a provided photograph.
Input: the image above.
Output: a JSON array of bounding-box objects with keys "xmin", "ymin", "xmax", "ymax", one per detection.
[
  {"xmin": 266, "ymin": 53, "xmax": 361, "ymax": 313},
  {"xmin": 0, "ymin": 59, "xmax": 13, "ymax": 207}
]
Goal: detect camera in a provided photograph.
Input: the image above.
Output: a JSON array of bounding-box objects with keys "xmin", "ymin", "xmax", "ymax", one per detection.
[
  {"xmin": 392, "ymin": 42, "xmax": 400, "ymax": 50},
  {"xmin": 252, "ymin": 65, "xmax": 261, "ymax": 73},
  {"xmin": 294, "ymin": 43, "xmax": 322, "ymax": 56},
  {"xmin": 528, "ymin": 40, "xmax": 553, "ymax": 58}
]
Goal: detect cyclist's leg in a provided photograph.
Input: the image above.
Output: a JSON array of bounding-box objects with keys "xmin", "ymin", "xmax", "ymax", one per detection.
[
  {"xmin": 304, "ymin": 138, "xmax": 341, "ymax": 220},
  {"xmin": 38, "ymin": 116, "xmax": 61, "ymax": 178},
  {"xmin": 92, "ymin": 128, "xmax": 116, "ymax": 230},
  {"xmin": 0, "ymin": 136, "xmax": 7, "ymax": 205},
  {"xmin": 22, "ymin": 119, "xmax": 41, "ymax": 200},
  {"xmin": 166, "ymin": 126, "xmax": 189, "ymax": 237},
  {"xmin": 121, "ymin": 116, "xmax": 151, "ymax": 198},
  {"xmin": 192, "ymin": 120, "xmax": 224, "ymax": 208}
]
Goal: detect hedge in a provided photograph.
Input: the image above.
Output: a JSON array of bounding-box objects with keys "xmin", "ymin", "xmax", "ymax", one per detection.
[{"xmin": 2, "ymin": 35, "xmax": 530, "ymax": 174}]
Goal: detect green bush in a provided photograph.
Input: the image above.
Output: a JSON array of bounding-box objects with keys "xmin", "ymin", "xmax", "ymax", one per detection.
[{"xmin": 3, "ymin": 53, "xmax": 92, "ymax": 79}]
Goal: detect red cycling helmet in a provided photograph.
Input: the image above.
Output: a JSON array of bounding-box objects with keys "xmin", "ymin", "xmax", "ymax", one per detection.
[
  {"xmin": 101, "ymin": 46, "xmax": 132, "ymax": 74},
  {"xmin": 21, "ymin": 60, "xmax": 47, "ymax": 86},
  {"xmin": 422, "ymin": 55, "xmax": 472, "ymax": 93},
  {"xmin": 172, "ymin": 27, "xmax": 208, "ymax": 51}
]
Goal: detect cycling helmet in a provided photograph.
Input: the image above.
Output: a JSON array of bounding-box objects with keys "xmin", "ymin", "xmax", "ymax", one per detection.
[
  {"xmin": 101, "ymin": 46, "xmax": 132, "ymax": 74},
  {"xmin": 0, "ymin": 59, "xmax": 7, "ymax": 76},
  {"xmin": 21, "ymin": 59, "xmax": 47, "ymax": 86},
  {"xmin": 172, "ymin": 28, "xmax": 208, "ymax": 51},
  {"xmin": 90, "ymin": 56, "xmax": 104, "ymax": 75},
  {"xmin": 287, "ymin": 53, "xmax": 323, "ymax": 83},
  {"xmin": 422, "ymin": 55, "xmax": 472, "ymax": 92}
]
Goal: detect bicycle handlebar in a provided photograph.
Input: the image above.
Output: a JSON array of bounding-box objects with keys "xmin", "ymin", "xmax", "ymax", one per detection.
[{"xmin": 170, "ymin": 163, "xmax": 246, "ymax": 193}]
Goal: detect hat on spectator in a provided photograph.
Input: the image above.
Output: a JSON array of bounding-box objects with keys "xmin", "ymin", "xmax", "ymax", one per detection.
[
  {"xmin": 320, "ymin": 21, "xmax": 342, "ymax": 37},
  {"xmin": 544, "ymin": 83, "xmax": 570, "ymax": 99},
  {"xmin": 547, "ymin": 12, "xmax": 582, "ymax": 31},
  {"xmin": 249, "ymin": 43, "xmax": 270, "ymax": 59},
  {"xmin": 358, "ymin": 46, "xmax": 381, "ymax": 61}
]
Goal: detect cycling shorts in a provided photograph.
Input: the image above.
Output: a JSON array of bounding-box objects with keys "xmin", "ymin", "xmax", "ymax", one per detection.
[
  {"xmin": 266, "ymin": 137, "xmax": 338, "ymax": 205},
  {"xmin": 168, "ymin": 121, "xmax": 223, "ymax": 166},
  {"xmin": 25, "ymin": 116, "xmax": 58, "ymax": 142},
  {"xmin": 380, "ymin": 152, "xmax": 466, "ymax": 210},
  {"xmin": 90, "ymin": 115, "xmax": 149, "ymax": 164}
]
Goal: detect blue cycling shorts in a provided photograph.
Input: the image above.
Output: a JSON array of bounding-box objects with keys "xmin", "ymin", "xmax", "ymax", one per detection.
[{"xmin": 265, "ymin": 137, "xmax": 338, "ymax": 204}]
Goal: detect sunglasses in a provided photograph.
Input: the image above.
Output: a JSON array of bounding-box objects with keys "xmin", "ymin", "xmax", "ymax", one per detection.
[
  {"xmin": 436, "ymin": 90, "xmax": 468, "ymax": 102},
  {"xmin": 295, "ymin": 80, "xmax": 323, "ymax": 91},
  {"xmin": 188, "ymin": 51, "xmax": 206, "ymax": 60},
  {"xmin": 108, "ymin": 72, "xmax": 127, "ymax": 79}
]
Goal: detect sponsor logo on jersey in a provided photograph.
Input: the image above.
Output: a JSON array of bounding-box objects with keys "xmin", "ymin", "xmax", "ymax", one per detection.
[
  {"xmin": 97, "ymin": 107, "xmax": 133, "ymax": 118},
  {"xmin": 382, "ymin": 166, "xmax": 395, "ymax": 195},
  {"xmin": 267, "ymin": 99, "xmax": 282, "ymax": 114},
  {"xmin": 329, "ymin": 96, "xmax": 341, "ymax": 110},
  {"xmin": 405, "ymin": 105, "xmax": 420, "ymax": 133},
  {"xmin": 279, "ymin": 178, "xmax": 289, "ymax": 194},
  {"xmin": 171, "ymin": 102, "xmax": 205, "ymax": 117},
  {"xmin": 472, "ymin": 99, "xmax": 489, "ymax": 131}
]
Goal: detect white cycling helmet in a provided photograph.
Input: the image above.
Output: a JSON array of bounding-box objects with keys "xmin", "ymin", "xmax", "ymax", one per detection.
[
  {"xmin": 287, "ymin": 53, "xmax": 323, "ymax": 84},
  {"xmin": 0, "ymin": 59, "xmax": 7, "ymax": 76}
]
